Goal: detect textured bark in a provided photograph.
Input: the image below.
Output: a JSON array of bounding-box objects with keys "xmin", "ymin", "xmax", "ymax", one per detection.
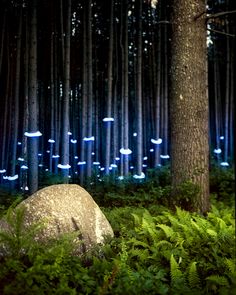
[
  {"xmin": 28, "ymin": 0, "xmax": 39, "ymax": 194},
  {"xmin": 170, "ymin": 0, "xmax": 210, "ymax": 213}
]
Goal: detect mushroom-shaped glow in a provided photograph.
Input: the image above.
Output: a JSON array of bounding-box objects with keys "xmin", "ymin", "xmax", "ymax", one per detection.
[
  {"xmin": 115, "ymin": 157, "xmax": 120, "ymax": 161},
  {"xmin": 83, "ymin": 136, "xmax": 95, "ymax": 141},
  {"xmin": 24, "ymin": 186, "xmax": 29, "ymax": 191},
  {"xmin": 46, "ymin": 150, "xmax": 50, "ymax": 153},
  {"xmin": 24, "ymin": 131, "xmax": 42, "ymax": 137},
  {"xmin": 143, "ymin": 156, "xmax": 148, "ymax": 160},
  {"xmin": 77, "ymin": 161, "xmax": 86, "ymax": 165},
  {"xmin": 74, "ymin": 156, "xmax": 79, "ymax": 159},
  {"xmin": 68, "ymin": 131, "xmax": 72, "ymax": 135},
  {"xmin": 110, "ymin": 164, "xmax": 117, "ymax": 168},
  {"xmin": 213, "ymin": 148, "xmax": 222, "ymax": 154},
  {"xmin": 150, "ymin": 148, "xmax": 154, "ymax": 152},
  {"xmin": 130, "ymin": 166, "xmax": 134, "ymax": 169},
  {"xmin": 160, "ymin": 154, "xmax": 170, "ymax": 159},
  {"xmin": 220, "ymin": 136, "xmax": 224, "ymax": 140},
  {"xmin": 18, "ymin": 157, "xmax": 24, "ymax": 161},
  {"xmin": 3, "ymin": 175, "xmax": 18, "ymax": 181},
  {"xmin": 52, "ymin": 155, "xmax": 60, "ymax": 158},
  {"xmin": 220, "ymin": 162, "xmax": 229, "ymax": 167},
  {"xmin": 21, "ymin": 165, "xmax": 28, "ymax": 170},
  {"xmin": 100, "ymin": 167, "xmax": 105, "ymax": 171},
  {"xmin": 0, "ymin": 169, "xmax": 6, "ymax": 173},
  {"xmin": 151, "ymin": 138, "xmax": 162, "ymax": 145},
  {"xmin": 48, "ymin": 139, "xmax": 55, "ymax": 143},
  {"xmin": 120, "ymin": 148, "xmax": 132, "ymax": 155},
  {"xmin": 70, "ymin": 139, "xmax": 77, "ymax": 144},
  {"xmin": 93, "ymin": 162, "xmax": 100, "ymax": 165},
  {"xmin": 57, "ymin": 164, "xmax": 71, "ymax": 169},
  {"xmin": 103, "ymin": 117, "xmax": 114, "ymax": 122},
  {"xmin": 17, "ymin": 142, "xmax": 22, "ymax": 145},
  {"xmin": 133, "ymin": 172, "xmax": 145, "ymax": 179}
]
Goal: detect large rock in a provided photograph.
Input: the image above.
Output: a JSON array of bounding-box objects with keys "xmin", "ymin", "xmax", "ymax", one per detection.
[{"xmin": 1, "ymin": 184, "xmax": 114, "ymax": 253}]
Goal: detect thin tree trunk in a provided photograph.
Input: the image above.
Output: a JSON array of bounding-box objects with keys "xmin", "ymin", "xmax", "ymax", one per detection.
[
  {"xmin": 28, "ymin": 0, "xmax": 39, "ymax": 194},
  {"xmin": 60, "ymin": 0, "xmax": 71, "ymax": 181},
  {"xmin": 105, "ymin": 0, "xmax": 114, "ymax": 175}
]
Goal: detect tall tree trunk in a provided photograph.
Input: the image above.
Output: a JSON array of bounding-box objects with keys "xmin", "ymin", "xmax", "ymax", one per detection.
[
  {"xmin": 136, "ymin": 0, "xmax": 143, "ymax": 178},
  {"xmin": 104, "ymin": 0, "xmax": 114, "ymax": 175},
  {"xmin": 10, "ymin": 7, "xmax": 22, "ymax": 185},
  {"xmin": 170, "ymin": 0, "xmax": 210, "ymax": 213},
  {"xmin": 28, "ymin": 0, "xmax": 39, "ymax": 194},
  {"xmin": 60, "ymin": 0, "xmax": 71, "ymax": 181},
  {"xmin": 86, "ymin": 0, "xmax": 93, "ymax": 179}
]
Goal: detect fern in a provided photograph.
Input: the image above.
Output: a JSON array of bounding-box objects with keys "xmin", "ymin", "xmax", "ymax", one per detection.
[
  {"xmin": 170, "ymin": 254, "xmax": 185, "ymax": 285},
  {"xmin": 188, "ymin": 261, "xmax": 201, "ymax": 289},
  {"xmin": 206, "ymin": 275, "xmax": 229, "ymax": 287}
]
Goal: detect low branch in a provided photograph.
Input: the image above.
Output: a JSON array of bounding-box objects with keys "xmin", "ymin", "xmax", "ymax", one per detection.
[
  {"xmin": 207, "ymin": 10, "xmax": 236, "ymax": 19},
  {"xmin": 207, "ymin": 28, "xmax": 235, "ymax": 38}
]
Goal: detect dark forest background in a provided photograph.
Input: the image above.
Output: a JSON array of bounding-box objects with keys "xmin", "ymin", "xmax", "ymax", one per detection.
[{"xmin": 0, "ymin": 0, "xmax": 235, "ymax": 193}]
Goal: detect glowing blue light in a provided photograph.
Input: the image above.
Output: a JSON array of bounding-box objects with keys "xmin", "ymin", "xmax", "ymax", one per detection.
[
  {"xmin": 77, "ymin": 161, "xmax": 86, "ymax": 165},
  {"xmin": 120, "ymin": 148, "xmax": 132, "ymax": 155},
  {"xmin": 45, "ymin": 169, "xmax": 49, "ymax": 171},
  {"xmin": 83, "ymin": 136, "xmax": 95, "ymax": 141},
  {"xmin": 24, "ymin": 131, "xmax": 42, "ymax": 137},
  {"xmin": 92, "ymin": 152, "xmax": 95, "ymax": 155},
  {"xmin": 118, "ymin": 176, "xmax": 124, "ymax": 180},
  {"xmin": 38, "ymin": 164, "xmax": 43, "ymax": 167},
  {"xmin": 38, "ymin": 153, "xmax": 42, "ymax": 156},
  {"xmin": 130, "ymin": 166, "xmax": 134, "ymax": 169},
  {"xmin": 151, "ymin": 138, "xmax": 162, "ymax": 145},
  {"xmin": 110, "ymin": 164, "xmax": 117, "ymax": 168},
  {"xmin": 3, "ymin": 175, "xmax": 18, "ymax": 181},
  {"xmin": 100, "ymin": 167, "xmax": 105, "ymax": 171},
  {"xmin": 70, "ymin": 139, "xmax": 77, "ymax": 144},
  {"xmin": 133, "ymin": 172, "xmax": 145, "ymax": 179},
  {"xmin": 220, "ymin": 162, "xmax": 229, "ymax": 167},
  {"xmin": 213, "ymin": 148, "xmax": 222, "ymax": 154},
  {"xmin": 52, "ymin": 155, "xmax": 60, "ymax": 158},
  {"xmin": 21, "ymin": 165, "xmax": 28, "ymax": 170},
  {"xmin": 133, "ymin": 132, "xmax": 137, "ymax": 137},
  {"xmin": 160, "ymin": 155, "xmax": 170, "ymax": 159},
  {"xmin": 48, "ymin": 139, "xmax": 55, "ymax": 143},
  {"xmin": 115, "ymin": 157, "xmax": 120, "ymax": 161},
  {"xmin": 18, "ymin": 157, "xmax": 24, "ymax": 161},
  {"xmin": 68, "ymin": 131, "xmax": 72, "ymax": 135},
  {"xmin": 103, "ymin": 117, "xmax": 114, "ymax": 122},
  {"xmin": 74, "ymin": 156, "xmax": 78, "ymax": 159},
  {"xmin": 93, "ymin": 162, "xmax": 100, "ymax": 165},
  {"xmin": 143, "ymin": 156, "xmax": 148, "ymax": 160},
  {"xmin": 24, "ymin": 186, "xmax": 29, "ymax": 191},
  {"xmin": 46, "ymin": 150, "xmax": 50, "ymax": 153},
  {"xmin": 0, "ymin": 169, "xmax": 6, "ymax": 173},
  {"xmin": 142, "ymin": 164, "xmax": 147, "ymax": 167},
  {"xmin": 220, "ymin": 136, "xmax": 224, "ymax": 140},
  {"xmin": 150, "ymin": 149, "xmax": 154, "ymax": 152},
  {"xmin": 57, "ymin": 164, "xmax": 71, "ymax": 169},
  {"xmin": 17, "ymin": 142, "xmax": 22, "ymax": 145},
  {"xmin": 109, "ymin": 167, "xmax": 112, "ymax": 170}
]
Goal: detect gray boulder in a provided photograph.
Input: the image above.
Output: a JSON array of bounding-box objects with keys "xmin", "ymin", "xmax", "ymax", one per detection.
[{"xmin": 1, "ymin": 184, "xmax": 114, "ymax": 253}]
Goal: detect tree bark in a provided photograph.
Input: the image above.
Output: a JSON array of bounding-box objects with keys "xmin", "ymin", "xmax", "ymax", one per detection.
[{"xmin": 170, "ymin": 0, "xmax": 210, "ymax": 213}]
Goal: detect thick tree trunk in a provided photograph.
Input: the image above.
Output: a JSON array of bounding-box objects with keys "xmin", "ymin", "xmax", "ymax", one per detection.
[{"xmin": 170, "ymin": 0, "xmax": 210, "ymax": 213}]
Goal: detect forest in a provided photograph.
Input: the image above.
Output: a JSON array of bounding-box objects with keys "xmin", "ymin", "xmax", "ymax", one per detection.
[{"xmin": 0, "ymin": 0, "xmax": 235, "ymax": 294}]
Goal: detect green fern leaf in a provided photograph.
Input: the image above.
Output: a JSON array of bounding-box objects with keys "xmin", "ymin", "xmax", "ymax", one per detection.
[
  {"xmin": 206, "ymin": 275, "xmax": 229, "ymax": 286},
  {"xmin": 170, "ymin": 254, "xmax": 184, "ymax": 285},
  {"xmin": 188, "ymin": 261, "xmax": 201, "ymax": 289},
  {"xmin": 157, "ymin": 224, "xmax": 174, "ymax": 239},
  {"xmin": 224, "ymin": 258, "xmax": 236, "ymax": 274}
]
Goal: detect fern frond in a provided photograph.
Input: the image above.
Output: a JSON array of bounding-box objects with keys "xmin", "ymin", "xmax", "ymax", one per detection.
[
  {"xmin": 224, "ymin": 258, "xmax": 236, "ymax": 274},
  {"xmin": 206, "ymin": 275, "xmax": 229, "ymax": 286},
  {"xmin": 170, "ymin": 254, "xmax": 184, "ymax": 285},
  {"xmin": 157, "ymin": 224, "xmax": 175, "ymax": 240},
  {"xmin": 188, "ymin": 261, "xmax": 201, "ymax": 289}
]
